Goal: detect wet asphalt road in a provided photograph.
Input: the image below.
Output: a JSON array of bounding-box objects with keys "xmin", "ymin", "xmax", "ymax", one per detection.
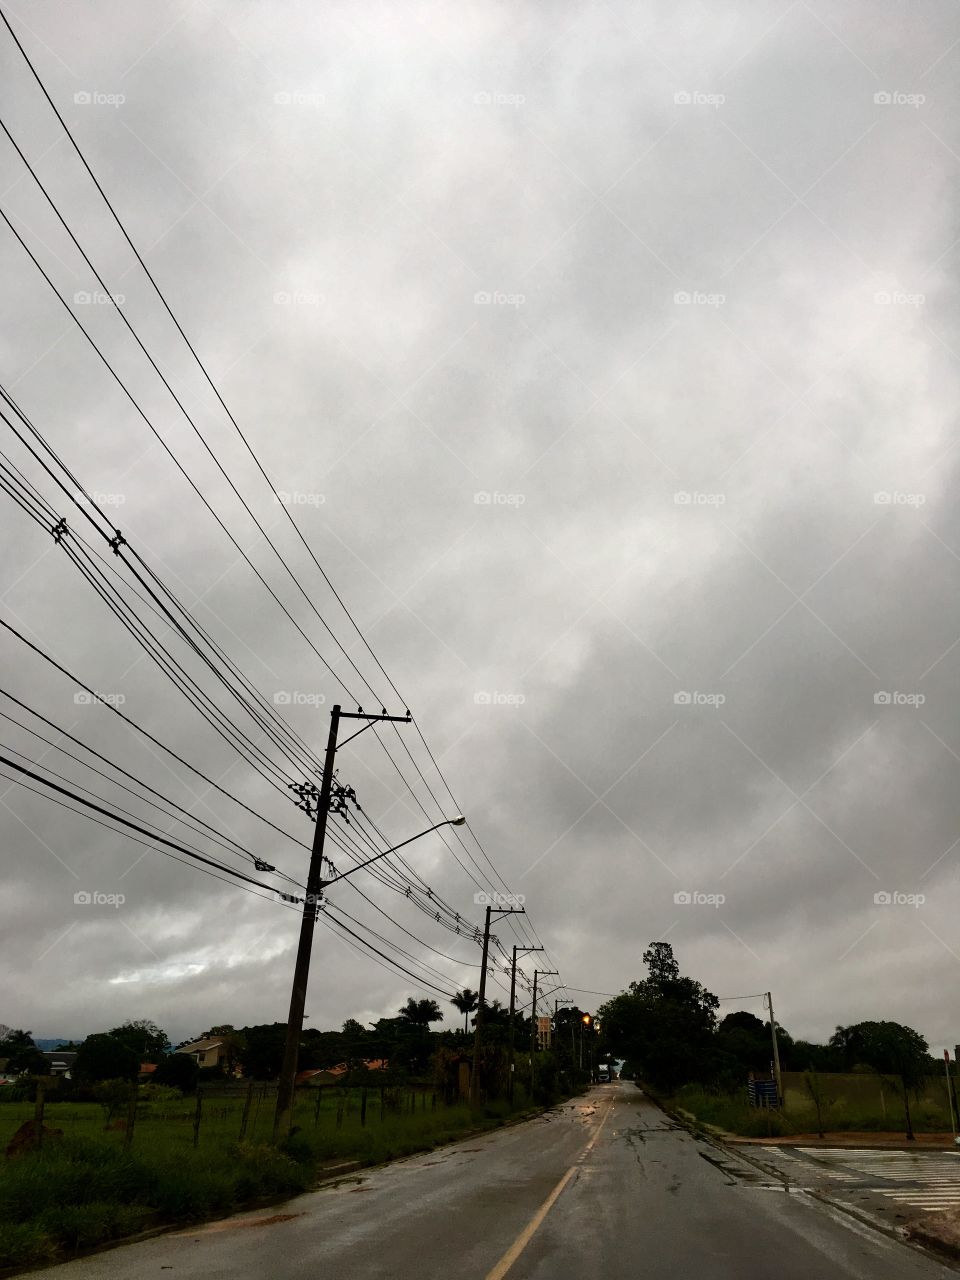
[{"xmin": 33, "ymin": 1083, "xmax": 959, "ymax": 1279}]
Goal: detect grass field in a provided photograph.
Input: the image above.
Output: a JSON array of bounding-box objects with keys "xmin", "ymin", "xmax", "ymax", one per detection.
[
  {"xmin": 0, "ymin": 1085, "xmax": 529, "ymax": 1271},
  {"xmin": 671, "ymin": 1073, "xmax": 957, "ymax": 1139}
]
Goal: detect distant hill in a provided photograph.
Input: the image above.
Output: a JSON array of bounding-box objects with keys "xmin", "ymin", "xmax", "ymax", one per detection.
[{"xmin": 33, "ymin": 1039, "xmax": 72, "ymax": 1050}]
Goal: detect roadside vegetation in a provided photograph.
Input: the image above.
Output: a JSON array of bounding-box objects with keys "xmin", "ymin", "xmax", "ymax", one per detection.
[
  {"xmin": 598, "ymin": 944, "xmax": 957, "ymax": 1143},
  {"xmin": 0, "ymin": 1087, "xmax": 537, "ymax": 1270},
  {"xmin": 0, "ymin": 999, "xmax": 588, "ymax": 1271}
]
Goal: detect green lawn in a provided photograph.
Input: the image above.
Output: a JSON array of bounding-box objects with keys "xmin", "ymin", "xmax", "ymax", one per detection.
[{"xmin": 0, "ymin": 1086, "xmax": 528, "ymax": 1271}]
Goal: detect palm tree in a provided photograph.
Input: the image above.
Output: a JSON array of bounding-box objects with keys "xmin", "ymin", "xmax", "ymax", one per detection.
[
  {"xmin": 397, "ymin": 998, "xmax": 444, "ymax": 1028},
  {"xmin": 451, "ymin": 988, "xmax": 479, "ymax": 1034}
]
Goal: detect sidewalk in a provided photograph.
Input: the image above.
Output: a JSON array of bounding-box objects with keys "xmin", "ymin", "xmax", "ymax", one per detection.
[{"xmin": 730, "ymin": 1131, "xmax": 960, "ymax": 1152}]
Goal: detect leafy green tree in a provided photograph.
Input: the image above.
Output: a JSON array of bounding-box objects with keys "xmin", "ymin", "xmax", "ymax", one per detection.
[
  {"xmin": 237, "ymin": 1023, "xmax": 286, "ymax": 1079},
  {"xmin": 829, "ymin": 1021, "xmax": 928, "ymax": 1139},
  {"xmin": 153, "ymin": 1052, "xmax": 199, "ymax": 1092},
  {"xmin": 451, "ymin": 988, "xmax": 479, "ymax": 1034},
  {"xmin": 74, "ymin": 1034, "xmax": 139, "ymax": 1083},
  {"xmin": 107, "ymin": 1019, "xmax": 170, "ymax": 1064},
  {"xmin": 599, "ymin": 944, "xmax": 719, "ymax": 1092}
]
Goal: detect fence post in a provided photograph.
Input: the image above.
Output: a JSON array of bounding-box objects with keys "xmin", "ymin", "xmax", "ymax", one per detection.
[
  {"xmin": 193, "ymin": 1087, "xmax": 203, "ymax": 1149},
  {"xmin": 239, "ymin": 1080, "xmax": 254, "ymax": 1141},
  {"xmin": 360, "ymin": 1088, "xmax": 367, "ymax": 1127},
  {"xmin": 124, "ymin": 1084, "xmax": 138, "ymax": 1149},
  {"xmin": 314, "ymin": 1085, "xmax": 323, "ymax": 1129},
  {"xmin": 336, "ymin": 1090, "xmax": 345, "ymax": 1129},
  {"xmin": 33, "ymin": 1081, "xmax": 45, "ymax": 1151},
  {"xmin": 380, "ymin": 1086, "xmax": 385, "ymax": 1122}
]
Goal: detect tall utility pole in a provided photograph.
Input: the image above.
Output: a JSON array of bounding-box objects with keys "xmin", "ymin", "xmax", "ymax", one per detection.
[
  {"xmin": 274, "ymin": 703, "xmax": 413, "ymax": 1135},
  {"xmin": 508, "ymin": 944, "xmax": 543, "ymax": 1103},
  {"xmin": 528, "ymin": 969, "xmax": 557, "ymax": 1093},
  {"xmin": 766, "ymin": 991, "xmax": 783, "ymax": 1107},
  {"xmin": 469, "ymin": 903, "xmax": 525, "ymax": 1108}
]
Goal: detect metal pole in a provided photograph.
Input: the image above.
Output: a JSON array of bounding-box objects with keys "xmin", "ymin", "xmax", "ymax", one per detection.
[
  {"xmin": 767, "ymin": 991, "xmax": 783, "ymax": 1107},
  {"xmin": 469, "ymin": 906, "xmax": 493, "ymax": 1109},
  {"xmin": 274, "ymin": 704, "xmax": 341, "ymax": 1135},
  {"xmin": 529, "ymin": 969, "xmax": 539, "ymax": 1089},
  {"xmin": 945, "ymin": 1050, "xmax": 957, "ymax": 1138},
  {"xmin": 508, "ymin": 946, "xmax": 517, "ymax": 1104}
]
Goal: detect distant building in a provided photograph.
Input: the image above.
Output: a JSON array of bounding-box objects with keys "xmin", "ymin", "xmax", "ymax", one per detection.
[
  {"xmin": 42, "ymin": 1051, "xmax": 78, "ymax": 1078},
  {"xmin": 296, "ymin": 1059, "xmax": 389, "ymax": 1086},
  {"xmin": 536, "ymin": 1017, "xmax": 552, "ymax": 1050},
  {"xmin": 175, "ymin": 1038, "xmax": 228, "ymax": 1070}
]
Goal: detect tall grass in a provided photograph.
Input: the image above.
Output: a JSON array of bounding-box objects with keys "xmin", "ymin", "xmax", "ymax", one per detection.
[
  {"xmin": 671, "ymin": 1081, "xmax": 955, "ymax": 1138},
  {"xmin": 0, "ymin": 1088, "xmax": 531, "ymax": 1269}
]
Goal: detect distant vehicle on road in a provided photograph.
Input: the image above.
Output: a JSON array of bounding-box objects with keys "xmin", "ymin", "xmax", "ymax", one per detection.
[{"xmin": 597, "ymin": 1064, "xmax": 613, "ymax": 1082}]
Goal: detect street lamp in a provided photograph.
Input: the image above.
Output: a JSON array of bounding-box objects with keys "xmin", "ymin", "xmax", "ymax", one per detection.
[
  {"xmin": 320, "ymin": 816, "xmax": 465, "ymax": 888},
  {"xmin": 274, "ymin": 714, "xmax": 467, "ymax": 1139}
]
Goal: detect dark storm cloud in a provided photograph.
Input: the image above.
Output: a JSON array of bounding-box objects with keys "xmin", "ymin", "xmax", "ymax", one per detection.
[{"xmin": 1, "ymin": 0, "xmax": 959, "ymax": 1051}]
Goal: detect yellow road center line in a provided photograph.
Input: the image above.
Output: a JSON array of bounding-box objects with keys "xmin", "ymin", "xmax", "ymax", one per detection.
[{"xmin": 484, "ymin": 1096, "xmax": 615, "ymax": 1280}]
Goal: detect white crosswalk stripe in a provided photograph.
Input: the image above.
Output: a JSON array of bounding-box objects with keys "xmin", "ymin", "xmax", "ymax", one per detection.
[{"xmin": 796, "ymin": 1147, "xmax": 960, "ymax": 1212}]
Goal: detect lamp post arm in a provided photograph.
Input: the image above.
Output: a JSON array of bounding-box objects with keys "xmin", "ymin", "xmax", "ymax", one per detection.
[{"xmin": 321, "ymin": 817, "xmax": 463, "ymax": 887}]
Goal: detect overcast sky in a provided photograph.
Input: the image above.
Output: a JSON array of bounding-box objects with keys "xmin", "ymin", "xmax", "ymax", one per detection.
[{"xmin": 2, "ymin": 0, "xmax": 959, "ymax": 1054}]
